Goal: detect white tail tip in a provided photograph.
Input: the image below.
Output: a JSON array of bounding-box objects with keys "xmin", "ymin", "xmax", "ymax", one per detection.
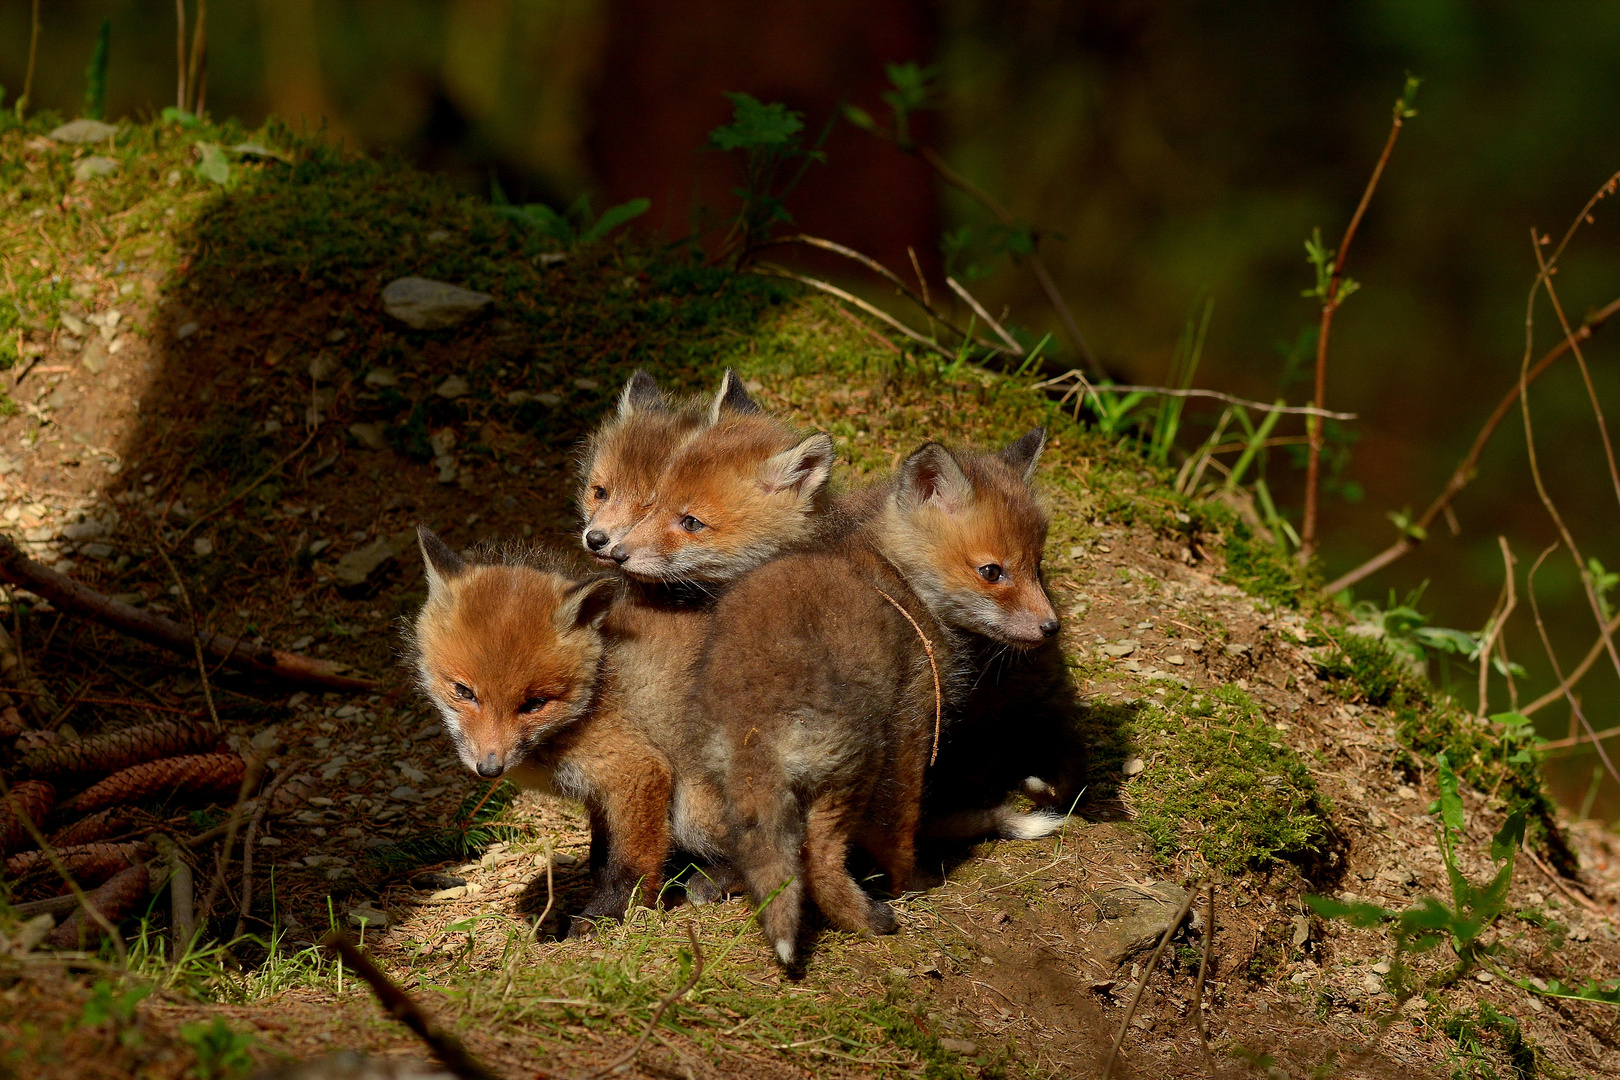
[
  {"xmin": 774, "ymin": 939, "xmax": 795, "ymax": 965},
  {"xmin": 920, "ymin": 805, "xmax": 1068, "ymax": 841},
  {"xmin": 996, "ymin": 807, "xmax": 1066, "ymax": 840}
]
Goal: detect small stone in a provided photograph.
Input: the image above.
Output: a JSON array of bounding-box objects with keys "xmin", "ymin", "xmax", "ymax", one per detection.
[
  {"xmin": 325, "ymin": 329, "xmax": 348, "ymax": 343},
  {"xmin": 80, "ymin": 339, "xmax": 108, "ymax": 374},
  {"xmin": 1362, "ymin": 972, "xmax": 1383, "ymax": 994},
  {"xmin": 59, "ymin": 335, "xmax": 82, "ymax": 353},
  {"xmin": 1165, "ymin": 654, "xmax": 1185, "ymax": 665},
  {"xmin": 1474, "ymin": 971, "xmax": 1495, "ymax": 983},
  {"xmin": 1101, "ymin": 641, "xmax": 1137, "ymax": 658},
  {"xmin": 363, "ymin": 367, "xmax": 398, "ymax": 389},
  {"xmin": 1121, "ymin": 756, "xmax": 1145, "ymax": 777},
  {"xmin": 1069, "ymin": 545, "xmax": 1085, "ymax": 559},
  {"xmin": 390, "ymin": 785, "xmax": 425, "ymax": 804},
  {"xmin": 193, "ymin": 537, "xmax": 214, "ymax": 556},
  {"xmin": 1291, "ymin": 914, "xmax": 1311, "ymax": 946},
  {"xmin": 1224, "ymin": 642, "xmax": 1251, "ymax": 657},
  {"xmin": 536, "ymin": 392, "xmax": 562, "ymax": 407},
  {"xmin": 308, "ymin": 352, "xmax": 342, "ymax": 381},
  {"xmin": 939, "ymin": 1039, "xmax": 978, "ymax": 1055},
  {"xmin": 1186, "ymin": 640, "xmax": 1204, "ymax": 652},
  {"xmin": 332, "ymin": 529, "xmax": 416, "ymax": 589},
  {"xmin": 1371, "ymin": 960, "xmax": 1391, "ymax": 974},
  {"xmin": 49, "ymin": 119, "xmax": 119, "ymax": 143},
  {"xmin": 348, "ymin": 422, "xmax": 388, "ymax": 451},
  {"xmin": 72, "ymin": 155, "xmax": 120, "ymax": 181},
  {"xmin": 551, "ymin": 851, "xmax": 580, "ymax": 866},
  {"xmin": 59, "ymin": 313, "xmax": 88, "ymax": 337},
  {"xmin": 176, "ymin": 321, "xmax": 199, "ymax": 340},
  {"xmin": 435, "ymin": 376, "xmax": 470, "ymax": 399},
  {"xmin": 79, "ymin": 542, "xmax": 114, "ymax": 560},
  {"xmin": 431, "ymin": 886, "xmax": 467, "ymax": 901},
  {"xmin": 505, "ymin": 390, "xmax": 532, "ymax": 406},
  {"xmin": 573, "ymin": 377, "xmax": 600, "ymax": 391},
  {"xmin": 425, "ymin": 229, "xmax": 451, "ymax": 244},
  {"xmin": 434, "ymin": 455, "xmax": 459, "ymax": 484},
  {"xmin": 1395, "ymin": 785, "xmax": 1417, "ymax": 800},
  {"xmin": 347, "ymin": 905, "xmax": 389, "ymax": 930},
  {"xmin": 381, "ymin": 276, "xmax": 493, "ymax": 330}
]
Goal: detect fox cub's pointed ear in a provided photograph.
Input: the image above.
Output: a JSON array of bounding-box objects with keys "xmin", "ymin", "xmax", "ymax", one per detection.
[
  {"xmin": 710, "ymin": 368, "xmax": 762, "ymax": 424},
  {"xmin": 554, "ymin": 576, "xmax": 617, "ymax": 633},
  {"xmin": 760, "ymin": 432, "xmax": 835, "ymax": 498},
  {"xmin": 617, "ymin": 369, "xmax": 665, "ymax": 419},
  {"xmin": 418, "ymin": 525, "xmax": 466, "ymax": 598},
  {"xmin": 999, "ymin": 427, "xmax": 1047, "ymax": 483},
  {"xmin": 898, "ymin": 442, "xmax": 972, "ymax": 513}
]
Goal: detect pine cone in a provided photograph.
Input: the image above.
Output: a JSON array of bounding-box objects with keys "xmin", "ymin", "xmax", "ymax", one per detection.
[
  {"xmin": 0, "ymin": 705, "xmax": 24, "ymax": 738},
  {"xmin": 59, "ymin": 753, "xmax": 247, "ymax": 816},
  {"xmin": 0, "ymin": 780, "xmax": 55, "ymax": 856},
  {"xmin": 45, "ymin": 863, "xmax": 151, "ymax": 950},
  {"xmin": 20, "ymin": 720, "xmax": 222, "ymax": 783},
  {"xmin": 47, "ymin": 807, "xmax": 147, "ymax": 849},
  {"xmin": 5, "ymin": 840, "xmax": 153, "ymax": 895}
]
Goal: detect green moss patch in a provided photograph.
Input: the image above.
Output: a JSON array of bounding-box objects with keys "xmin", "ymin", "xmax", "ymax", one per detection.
[{"xmin": 1127, "ymin": 685, "xmax": 1337, "ymax": 876}]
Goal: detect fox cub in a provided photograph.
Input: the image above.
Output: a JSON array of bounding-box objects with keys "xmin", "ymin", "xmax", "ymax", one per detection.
[
  {"xmin": 578, "ymin": 369, "xmax": 835, "ymax": 584},
  {"xmin": 408, "ymin": 527, "xmax": 720, "ymax": 929},
  {"xmin": 696, "ymin": 432, "xmax": 1061, "ymax": 966}
]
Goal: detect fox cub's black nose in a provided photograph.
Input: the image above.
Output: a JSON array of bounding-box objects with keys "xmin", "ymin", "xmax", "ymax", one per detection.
[
  {"xmin": 1039, "ymin": 619, "xmax": 1061, "ymax": 638},
  {"xmin": 476, "ymin": 755, "xmax": 505, "ymax": 778},
  {"xmin": 585, "ymin": 529, "xmax": 610, "ymax": 551}
]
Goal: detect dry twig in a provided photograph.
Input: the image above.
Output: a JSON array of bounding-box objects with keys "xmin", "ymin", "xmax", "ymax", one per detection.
[
  {"xmin": 751, "ymin": 264, "xmax": 957, "ymax": 361},
  {"xmin": 1103, "ymin": 880, "xmax": 1204, "ymax": 1079},
  {"xmin": 1475, "ymin": 537, "xmax": 1518, "ymax": 718},
  {"xmin": 0, "ymin": 535, "xmax": 373, "ymax": 690},
  {"xmin": 1301, "ymin": 81, "xmax": 1417, "ymax": 560},
  {"xmin": 873, "ymin": 587, "xmax": 943, "ymax": 765},
  {"xmin": 1031, "ymin": 369, "xmax": 1356, "ymax": 419},
  {"xmin": 586, "ymin": 923, "xmax": 705, "ymax": 1080},
  {"xmin": 1192, "ymin": 884, "xmax": 1216, "ymax": 1078},
  {"xmin": 323, "ymin": 930, "xmax": 504, "ymax": 1080},
  {"xmin": 232, "ymin": 764, "xmax": 297, "ymax": 942}
]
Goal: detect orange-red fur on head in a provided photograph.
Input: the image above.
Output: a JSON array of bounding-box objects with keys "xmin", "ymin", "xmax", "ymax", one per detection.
[
  {"xmin": 614, "ymin": 414, "xmax": 836, "ymax": 584},
  {"xmin": 577, "ymin": 371, "xmax": 705, "ymax": 565},
  {"xmin": 410, "ymin": 527, "xmax": 615, "ymax": 778},
  {"xmin": 875, "ymin": 430, "xmax": 1058, "ymax": 648}
]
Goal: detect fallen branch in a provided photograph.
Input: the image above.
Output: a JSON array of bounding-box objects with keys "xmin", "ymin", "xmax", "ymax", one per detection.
[
  {"xmin": 324, "ymin": 929, "xmax": 504, "ymax": 1080},
  {"xmin": 1103, "ymin": 880, "xmax": 1204, "ymax": 1079},
  {"xmin": 0, "ymin": 535, "xmax": 373, "ymax": 690},
  {"xmin": 586, "ymin": 923, "xmax": 704, "ymax": 1080},
  {"xmin": 1031, "ymin": 369, "xmax": 1357, "ymax": 419},
  {"xmin": 1192, "ymin": 884, "xmax": 1216, "ymax": 1078}
]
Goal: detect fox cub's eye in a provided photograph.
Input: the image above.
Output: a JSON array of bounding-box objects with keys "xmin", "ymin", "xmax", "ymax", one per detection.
[
  {"xmin": 453, "ymin": 682, "xmax": 477, "ymax": 702},
  {"xmin": 517, "ymin": 697, "xmax": 548, "ymax": 714},
  {"xmin": 977, "ymin": 564, "xmax": 1005, "ymax": 584},
  {"xmin": 680, "ymin": 515, "xmax": 707, "ymax": 534},
  {"xmin": 591, "ymin": 485, "xmax": 608, "ymax": 501}
]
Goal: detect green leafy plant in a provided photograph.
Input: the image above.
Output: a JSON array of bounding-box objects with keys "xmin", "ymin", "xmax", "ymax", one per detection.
[
  {"xmin": 370, "ymin": 780, "xmax": 523, "ymax": 870},
  {"xmin": 83, "ymin": 18, "xmax": 111, "ymax": 121},
  {"xmin": 1147, "ymin": 296, "xmax": 1214, "ymax": 466},
  {"xmin": 1588, "ymin": 556, "xmax": 1619, "ymax": 622},
  {"xmin": 707, "ymin": 92, "xmax": 826, "ymax": 260},
  {"xmin": 75, "ymin": 979, "xmax": 150, "ymax": 1031},
  {"xmin": 1307, "ymin": 752, "xmax": 1620, "ymax": 1012},
  {"xmin": 495, "ymin": 189, "xmax": 650, "ymax": 247},
  {"xmin": 180, "ymin": 1017, "xmax": 255, "ymax": 1080}
]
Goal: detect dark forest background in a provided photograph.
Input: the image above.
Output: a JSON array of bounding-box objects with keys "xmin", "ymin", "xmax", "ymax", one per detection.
[{"xmin": 6, "ymin": 0, "xmax": 1620, "ymax": 814}]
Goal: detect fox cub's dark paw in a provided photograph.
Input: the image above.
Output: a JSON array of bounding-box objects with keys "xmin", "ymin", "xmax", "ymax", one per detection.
[
  {"xmin": 685, "ymin": 862, "xmax": 746, "ymax": 905},
  {"xmin": 866, "ymin": 900, "xmax": 900, "ymax": 936}
]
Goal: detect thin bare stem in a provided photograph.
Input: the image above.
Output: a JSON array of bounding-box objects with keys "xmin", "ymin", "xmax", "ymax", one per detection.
[
  {"xmin": 873, "ymin": 586, "xmax": 942, "ymax": 765},
  {"xmin": 21, "ymin": 0, "xmax": 41, "ymax": 117},
  {"xmin": 0, "ymin": 773, "xmax": 127, "ymax": 964},
  {"xmin": 751, "ymin": 264, "xmax": 958, "ymax": 361},
  {"xmin": 151, "ymin": 538, "xmax": 221, "ymax": 731},
  {"xmin": 185, "ymin": 0, "xmax": 207, "ymax": 115},
  {"xmin": 1326, "ymin": 174, "xmax": 1620, "ymax": 595},
  {"xmin": 586, "ymin": 924, "xmax": 704, "ymax": 1080},
  {"xmin": 1302, "ymin": 90, "xmax": 1413, "ymax": 560},
  {"xmin": 1476, "ymin": 537, "xmax": 1517, "ymax": 718},
  {"xmin": 232, "ymin": 765, "xmax": 296, "ymax": 942},
  {"xmin": 1103, "ymin": 881, "xmax": 1203, "ymax": 1079},
  {"xmin": 175, "ymin": 0, "xmax": 186, "ymax": 111},
  {"xmin": 1031, "ymin": 369, "xmax": 1356, "ymax": 419},
  {"xmin": 1192, "ymin": 883, "xmax": 1216, "ymax": 1078},
  {"xmin": 750, "ymin": 235, "xmax": 953, "ymax": 331},
  {"xmin": 1519, "ymin": 234, "xmax": 1620, "ymax": 793},
  {"xmin": 947, "ymin": 276, "xmax": 1023, "ymax": 355}
]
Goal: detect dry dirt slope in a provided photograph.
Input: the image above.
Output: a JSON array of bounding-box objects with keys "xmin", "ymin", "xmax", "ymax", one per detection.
[{"xmin": 0, "ymin": 114, "xmax": 1618, "ymax": 1080}]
